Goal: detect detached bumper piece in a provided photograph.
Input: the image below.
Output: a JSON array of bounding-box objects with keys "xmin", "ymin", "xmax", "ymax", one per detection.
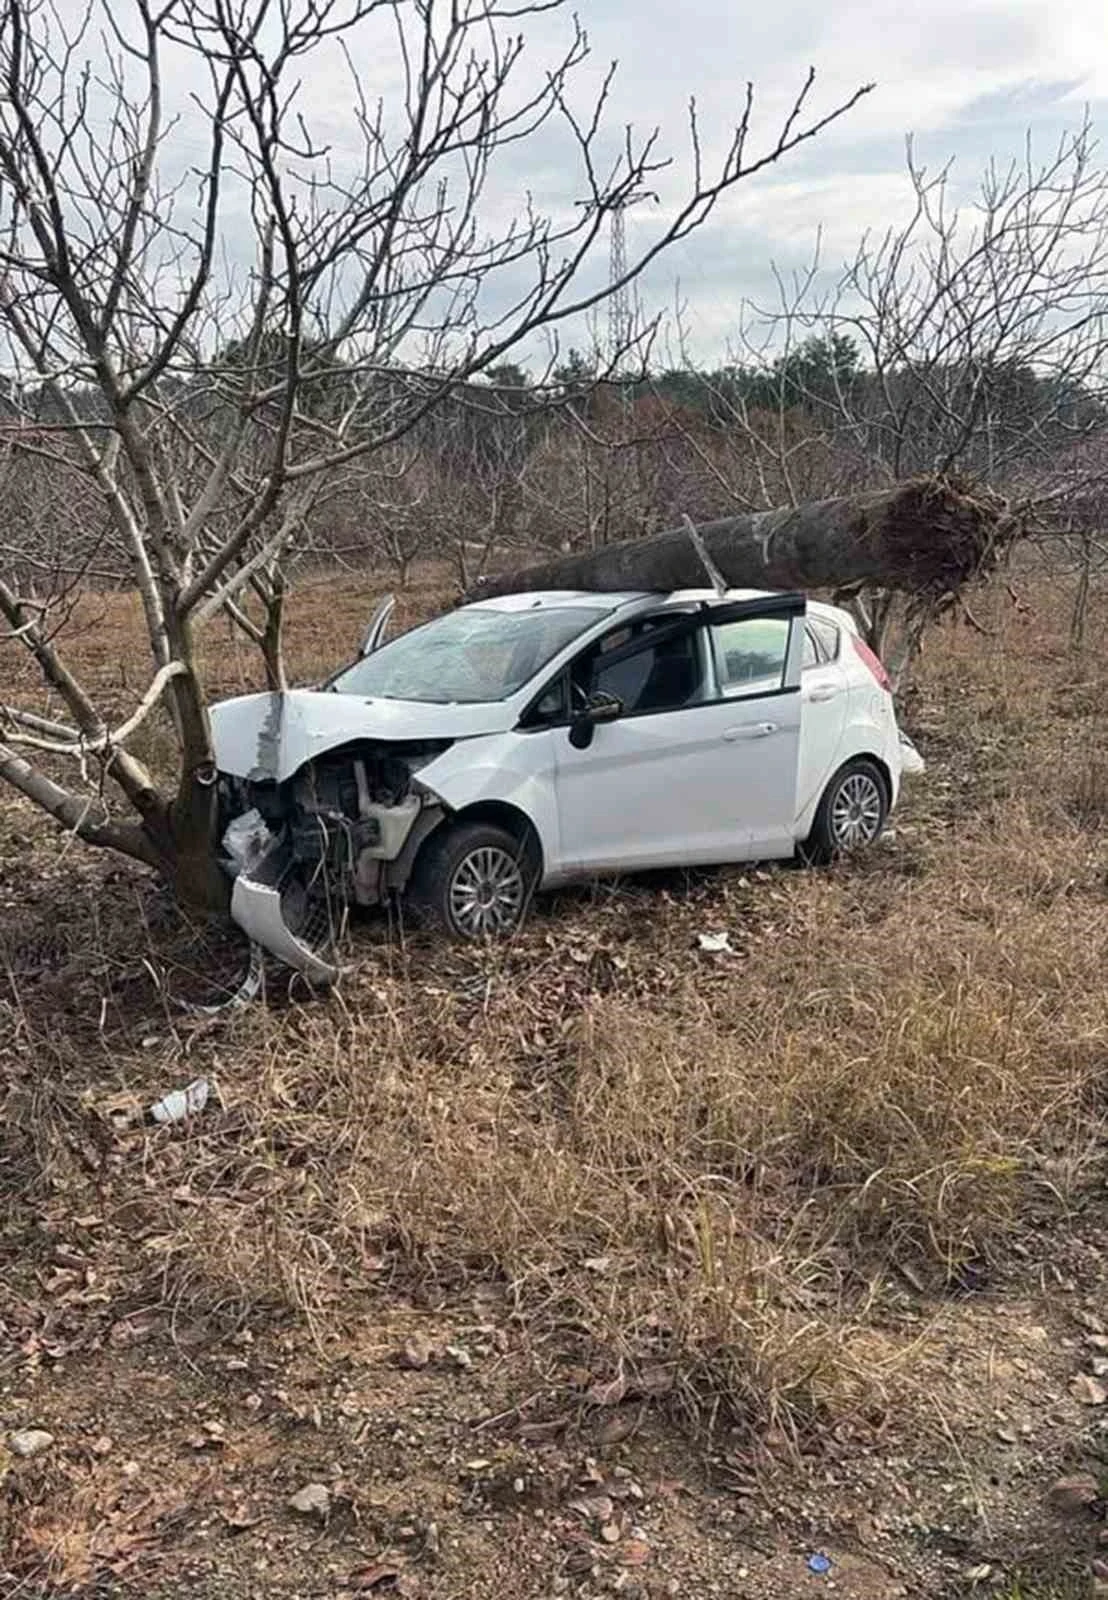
[
  {"xmin": 223, "ymin": 813, "xmax": 341, "ymax": 984},
  {"xmin": 230, "ymin": 869, "xmax": 340, "ymax": 985}
]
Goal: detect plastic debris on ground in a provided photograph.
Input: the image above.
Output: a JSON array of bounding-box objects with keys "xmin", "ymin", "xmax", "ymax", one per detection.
[{"xmin": 149, "ymin": 1077, "xmax": 211, "ymax": 1125}]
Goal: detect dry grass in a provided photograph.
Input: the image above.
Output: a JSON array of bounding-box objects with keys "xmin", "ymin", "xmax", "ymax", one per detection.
[{"xmin": 1, "ymin": 563, "xmax": 1107, "ymax": 1465}]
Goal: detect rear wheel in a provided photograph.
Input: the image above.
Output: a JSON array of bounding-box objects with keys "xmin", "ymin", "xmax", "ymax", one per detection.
[
  {"xmin": 408, "ymin": 821, "xmax": 539, "ymax": 938},
  {"xmin": 803, "ymin": 758, "xmax": 888, "ymax": 864}
]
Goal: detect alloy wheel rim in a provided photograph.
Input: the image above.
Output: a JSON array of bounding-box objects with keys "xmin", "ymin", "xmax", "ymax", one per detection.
[
  {"xmin": 829, "ymin": 771, "xmax": 883, "ymax": 849},
  {"xmin": 449, "ymin": 846, "xmax": 526, "ymax": 936}
]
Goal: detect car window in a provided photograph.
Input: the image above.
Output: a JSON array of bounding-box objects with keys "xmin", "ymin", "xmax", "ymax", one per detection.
[
  {"xmin": 710, "ymin": 615, "xmax": 790, "ymax": 698},
  {"xmin": 525, "ymin": 674, "xmax": 569, "ymax": 726},
  {"xmin": 802, "ymin": 626, "xmax": 821, "ymax": 670},
  {"xmin": 807, "ymin": 616, "xmax": 840, "ymax": 663},
  {"xmin": 578, "ymin": 624, "xmax": 706, "ymax": 715}
]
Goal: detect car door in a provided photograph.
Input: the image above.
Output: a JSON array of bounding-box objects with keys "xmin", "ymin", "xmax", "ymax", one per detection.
[
  {"xmin": 797, "ymin": 615, "xmax": 849, "ymax": 815},
  {"xmin": 552, "ymin": 596, "xmax": 805, "ymax": 873}
]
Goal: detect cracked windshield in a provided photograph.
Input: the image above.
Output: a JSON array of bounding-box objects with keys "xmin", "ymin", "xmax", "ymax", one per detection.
[{"xmin": 330, "ymin": 605, "xmax": 603, "ymax": 703}]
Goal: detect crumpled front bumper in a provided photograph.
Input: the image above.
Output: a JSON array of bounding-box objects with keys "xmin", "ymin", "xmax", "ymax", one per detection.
[{"xmin": 230, "ymin": 869, "xmax": 340, "ymax": 985}]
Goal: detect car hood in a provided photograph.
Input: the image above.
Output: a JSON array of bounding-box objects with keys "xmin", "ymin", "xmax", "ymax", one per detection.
[{"xmin": 210, "ymin": 689, "xmax": 510, "ymax": 782}]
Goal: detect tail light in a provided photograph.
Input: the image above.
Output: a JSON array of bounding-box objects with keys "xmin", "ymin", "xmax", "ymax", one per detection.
[{"xmin": 853, "ymin": 635, "xmax": 892, "ymax": 694}]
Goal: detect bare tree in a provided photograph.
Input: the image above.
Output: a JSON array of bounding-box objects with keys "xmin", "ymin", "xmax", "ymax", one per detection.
[
  {"xmin": 0, "ymin": 0, "xmax": 869, "ymax": 908},
  {"xmin": 521, "ymin": 390, "xmax": 726, "ymax": 553}
]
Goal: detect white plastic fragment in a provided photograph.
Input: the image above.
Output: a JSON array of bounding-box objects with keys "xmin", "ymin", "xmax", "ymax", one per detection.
[
  {"xmin": 222, "ymin": 807, "xmax": 273, "ymax": 873},
  {"xmin": 149, "ymin": 1077, "xmax": 211, "ymax": 1125}
]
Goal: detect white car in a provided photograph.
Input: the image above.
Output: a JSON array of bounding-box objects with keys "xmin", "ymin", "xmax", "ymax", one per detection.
[{"xmin": 210, "ymin": 587, "xmax": 923, "ymax": 978}]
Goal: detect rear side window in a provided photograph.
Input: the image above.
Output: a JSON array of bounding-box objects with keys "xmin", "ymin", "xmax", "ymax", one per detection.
[
  {"xmin": 807, "ymin": 616, "xmax": 841, "ymax": 663},
  {"xmin": 710, "ymin": 616, "xmax": 790, "ymax": 698}
]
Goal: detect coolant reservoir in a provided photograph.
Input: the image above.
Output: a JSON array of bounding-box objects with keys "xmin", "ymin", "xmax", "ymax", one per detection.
[{"xmin": 359, "ymin": 795, "xmax": 422, "ymax": 859}]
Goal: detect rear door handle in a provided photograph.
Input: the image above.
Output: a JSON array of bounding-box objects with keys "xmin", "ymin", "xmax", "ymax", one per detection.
[
  {"xmin": 805, "ymin": 682, "xmax": 840, "ymax": 703},
  {"xmin": 723, "ymin": 722, "xmax": 777, "ymax": 741}
]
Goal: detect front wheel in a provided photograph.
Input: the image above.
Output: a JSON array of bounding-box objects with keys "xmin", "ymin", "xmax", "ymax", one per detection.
[
  {"xmin": 803, "ymin": 759, "xmax": 888, "ymax": 865},
  {"xmin": 407, "ymin": 821, "xmax": 539, "ymax": 938}
]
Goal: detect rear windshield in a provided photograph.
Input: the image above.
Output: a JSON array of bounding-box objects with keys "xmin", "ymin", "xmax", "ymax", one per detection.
[{"xmin": 330, "ymin": 605, "xmax": 605, "ymax": 704}]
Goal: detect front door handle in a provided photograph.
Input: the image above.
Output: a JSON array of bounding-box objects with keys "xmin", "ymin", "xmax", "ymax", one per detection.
[{"xmin": 723, "ymin": 722, "xmax": 777, "ymax": 741}]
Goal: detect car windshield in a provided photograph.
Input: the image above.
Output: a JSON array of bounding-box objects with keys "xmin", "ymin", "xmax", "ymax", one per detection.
[{"xmin": 329, "ymin": 604, "xmax": 606, "ymax": 704}]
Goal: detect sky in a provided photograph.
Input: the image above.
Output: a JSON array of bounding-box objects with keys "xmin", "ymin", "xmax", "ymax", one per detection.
[
  {"xmin": 543, "ymin": 0, "xmax": 1108, "ymax": 363},
  {"xmin": 19, "ymin": 0, "xmax": 1108, "ymax": 373}
]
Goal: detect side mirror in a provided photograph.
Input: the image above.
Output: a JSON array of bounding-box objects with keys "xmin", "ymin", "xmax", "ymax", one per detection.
[
  {"xmin": 360, "ymin": 593, "xmax": 396, "ymax": 657},
  {"xmin": 568, "ymin": 690, "xmax": 623, "ymax": 750}
]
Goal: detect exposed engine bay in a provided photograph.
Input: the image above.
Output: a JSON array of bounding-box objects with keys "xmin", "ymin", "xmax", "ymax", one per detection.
[{"xmin": 217, "ymin": 739, "xmax": 451, "ymax": 979}]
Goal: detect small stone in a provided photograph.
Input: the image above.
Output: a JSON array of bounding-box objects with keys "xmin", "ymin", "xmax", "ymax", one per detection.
[
  {"xmin": 1049, "ymin": 1473, "xmax": 1100, "ymax": 1513},
  {"xmin": 1072, "ymin": 1374, "xmax": 1108, "ymax": 1407},
  {"xmin": 9, "ymin": 1429, "xmax": 54, "ymax": 1458},
  {"xmin": 1092, "ymin": 1359, "xmax": 1108, "ymax": 1379},
  {"xmin": 595, "ymin": 1413, "xmax": 637, "ymax": 1447},
  {"xmin": 570, "ymin": 1494, "xmax": 615, "ymax": 1523},
  {"xmin": 996, "ymin": 1427, "xmax": 1018, "ymax": 1445},
  {"xmin": 398, "ymin": 1338, "xmax": 430, "ymax": 1371},
  {"xmin": 1088, "ymin": 1337, "xmax": 1108, "ymax": 1353},
  {"xmin": 288, "ymin": 1481, "xmax": 331, "ymax": 1518},
  {"xmin": 91, "ymin": 1435, "xmax": 113, "ymax": 1457},
  {"xmin": 600, "ymin": 1521, "xmax": 622, "ymax": 1543}
]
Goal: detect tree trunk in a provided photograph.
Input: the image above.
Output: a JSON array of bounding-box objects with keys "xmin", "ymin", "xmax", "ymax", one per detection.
[
  {"xmin": 157, "ymin": 770, "xmax": 232, "ymax": 915},
  {"xmin": 467, "ymin": 477, "xmax": 1011, "ymax": 603}
]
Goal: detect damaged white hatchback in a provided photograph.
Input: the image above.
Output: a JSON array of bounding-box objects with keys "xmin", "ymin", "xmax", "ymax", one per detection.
[{"xmin": 210, "ymin": 587, "xmax": 923, "ymax": 979}]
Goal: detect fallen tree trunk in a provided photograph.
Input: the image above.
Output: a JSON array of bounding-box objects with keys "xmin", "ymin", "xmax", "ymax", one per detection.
[{"xmin": 468, "ymin": 478, "xmax": 1012, "ymax": 602}]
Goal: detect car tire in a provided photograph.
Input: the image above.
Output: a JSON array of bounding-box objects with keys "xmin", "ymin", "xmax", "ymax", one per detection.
[
  {"xmin": 802, "ymin": 758, "xmax": 889, "ymax": 865},
  {"xmin": 407, "ymin": 821, "xmax": 539, "ymax": 939}
]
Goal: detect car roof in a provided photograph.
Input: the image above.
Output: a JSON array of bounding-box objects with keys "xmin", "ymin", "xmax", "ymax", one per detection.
[
  {"xmin": 463, "ymin": 589, "xmax": 643, "ymax": 613},
  {"xmin": 464, "ymin": 586, "xmax": 782, "ymax": 615}
]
